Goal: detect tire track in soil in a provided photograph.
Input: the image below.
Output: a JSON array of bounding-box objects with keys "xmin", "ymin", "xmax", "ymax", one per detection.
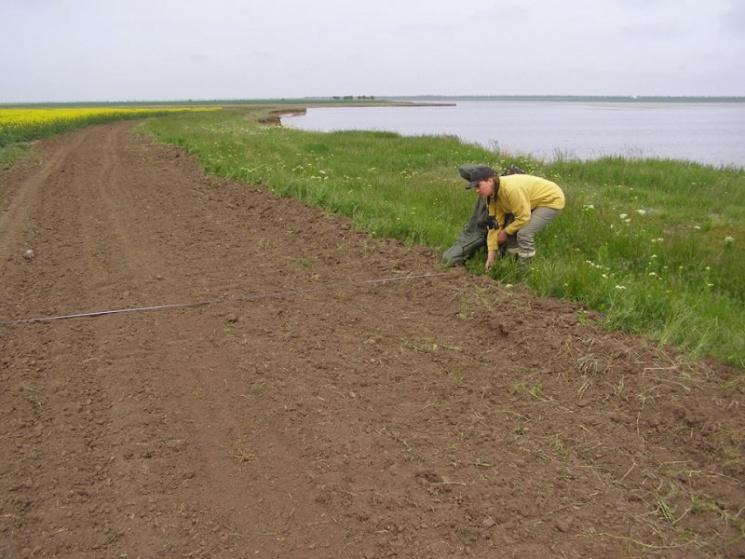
[
  {"xmin": 0, "ymin": 132, "xmax": 87, "ymax": 247},
  {"xmin": 1, "ymin": 122, "xmax": 744, "ymax": 558}
]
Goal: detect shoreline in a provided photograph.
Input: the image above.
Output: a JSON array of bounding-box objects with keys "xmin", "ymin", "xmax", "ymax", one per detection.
[{"xmin": 280, "ymin": 102, "xmax": 744, "ymax": 170}]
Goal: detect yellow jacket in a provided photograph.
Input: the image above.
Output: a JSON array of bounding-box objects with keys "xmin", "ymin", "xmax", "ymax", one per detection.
[{"xmin": 486, "ymin": 174, "xmax": 565, "ymax": 251}]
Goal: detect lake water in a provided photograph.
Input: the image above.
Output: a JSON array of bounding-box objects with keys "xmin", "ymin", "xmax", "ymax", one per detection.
[{"xmin": 283, "ymin": 100, "xmax": 745, "ymax": 169}]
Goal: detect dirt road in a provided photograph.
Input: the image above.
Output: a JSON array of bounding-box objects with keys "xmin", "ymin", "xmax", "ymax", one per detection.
[{"xmin": 1, "ymin": 122, "xmax": 743, "ymax": 558}]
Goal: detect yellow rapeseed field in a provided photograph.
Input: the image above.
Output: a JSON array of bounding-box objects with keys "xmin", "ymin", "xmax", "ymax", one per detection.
[{"xmin": 0, "ymin": 106, "xmax": 220, "ymax": 147}]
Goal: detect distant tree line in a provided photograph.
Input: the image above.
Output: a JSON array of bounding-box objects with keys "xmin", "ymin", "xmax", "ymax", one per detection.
[{"xmin": 331, "ymin": 95, "xmax": 376, "ymax": 100}]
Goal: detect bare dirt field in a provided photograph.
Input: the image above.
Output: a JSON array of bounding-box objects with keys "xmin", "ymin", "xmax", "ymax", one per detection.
[{"xmin": 1, "ymin": 121, "xmax": 743, "ymax": 558}]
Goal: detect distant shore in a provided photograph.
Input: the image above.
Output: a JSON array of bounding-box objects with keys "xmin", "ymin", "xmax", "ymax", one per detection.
[
  {"xmin": 0, "ymin": 99, "xmax": 456, "ymax": 109},
  {"xmin": 3, "ymin": 95, "xmax": 743, "ymax": 109},
  {"xmin": 383, "ymin": 94, "xmax": 745, "ymax": 103}
]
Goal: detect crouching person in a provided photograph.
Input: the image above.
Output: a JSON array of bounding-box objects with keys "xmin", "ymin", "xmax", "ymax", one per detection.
[
  {"xmin": 442, "ymin": 164, "xmax": 524, "ymax": 267},
  {"xmin": 464, "ymin": 165, "xmax": 565, "ymax": 268}
]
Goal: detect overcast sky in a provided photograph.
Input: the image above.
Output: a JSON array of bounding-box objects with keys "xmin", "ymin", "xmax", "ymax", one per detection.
[{"xmin": 2, "ymin": 0, "xmax": 744, "ymax": 102}]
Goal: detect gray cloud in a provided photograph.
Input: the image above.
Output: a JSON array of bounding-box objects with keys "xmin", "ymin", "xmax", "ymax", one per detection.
[
  {"xmin": 721, "ymin": 1, "xmax": 745, "ymax": 36},
  {"xmin": 1, "ymin": 0, "xmax": 743, "ymax": 102}
]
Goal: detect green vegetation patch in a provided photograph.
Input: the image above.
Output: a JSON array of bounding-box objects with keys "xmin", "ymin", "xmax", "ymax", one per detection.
[
  {"xmin": 143, "ymin": 108, "xmax": 745, "ymax": 368},
  {"xmin": 0, "ymin": 143, "xmax": 30, "ymax": 169}
]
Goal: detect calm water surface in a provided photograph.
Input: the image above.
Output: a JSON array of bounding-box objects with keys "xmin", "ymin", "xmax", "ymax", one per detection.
[{"xmin": 284, "ymin": 100, "xmax": 745, "ymax": 168}]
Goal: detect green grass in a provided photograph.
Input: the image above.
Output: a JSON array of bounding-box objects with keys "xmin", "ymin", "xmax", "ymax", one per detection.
[
  {"xmin": 123, "ymin": 107, "xmax": 744, "ymax": 368},
  {"xmin": 0, "ymin": 143, "xmax": 29, "ymax": 169}
]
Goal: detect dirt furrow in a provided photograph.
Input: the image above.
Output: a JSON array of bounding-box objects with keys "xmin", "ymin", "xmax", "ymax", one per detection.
[{"xmin": 1, "ymin": 122, "xmax": 743, "ymax": 558}]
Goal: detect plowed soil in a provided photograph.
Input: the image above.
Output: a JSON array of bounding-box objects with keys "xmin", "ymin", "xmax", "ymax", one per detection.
[{"xmin": 1, "ymin": 121, "xmax": 743, "ymax": 559}]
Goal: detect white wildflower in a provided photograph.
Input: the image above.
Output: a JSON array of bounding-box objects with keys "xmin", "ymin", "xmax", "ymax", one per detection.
[
  {"xmin": 637, "ymin": 209, "xmax": 647, "ymax": 216},
  {"xmin": 724, "ymin": 236, "xmax": 735, "ymax": 244},
  {"xmin": 615, "ymin": 285, "xmax": 627, "ymax": 290},
  {"xmin": 619, "ymin": 213, "xmax": 628, "ymax": 219}
]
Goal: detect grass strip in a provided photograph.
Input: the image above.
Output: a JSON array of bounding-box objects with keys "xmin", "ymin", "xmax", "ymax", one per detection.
[{"xmin": 146, "ymin": 107, "xmax": 742, "ymax": 368}]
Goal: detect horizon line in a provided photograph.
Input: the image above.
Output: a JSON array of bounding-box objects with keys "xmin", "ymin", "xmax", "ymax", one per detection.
[{"xmin": 2, "ymin": 94, "xmax": 745, "ymax": 106}]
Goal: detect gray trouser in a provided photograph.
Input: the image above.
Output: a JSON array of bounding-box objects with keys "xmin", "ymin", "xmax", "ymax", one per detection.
[{"xmin": 504, "ymin": 207, "xmax": 561, "ymax": 258}]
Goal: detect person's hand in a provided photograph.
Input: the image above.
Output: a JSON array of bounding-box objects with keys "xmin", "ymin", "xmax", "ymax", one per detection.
[
  {"xmin": 485, "ymin": 250, "xmax": 497, "ymax": 270},
  {"xmin": 497, "ymin": 229, "xmax": 508, "ymax": 246}
]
